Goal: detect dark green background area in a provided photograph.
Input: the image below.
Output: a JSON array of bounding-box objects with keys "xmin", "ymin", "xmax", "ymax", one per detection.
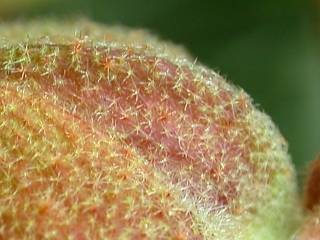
[{"xmin": 2, "ymin": 0, "xmax": 319, "ymax": 184}]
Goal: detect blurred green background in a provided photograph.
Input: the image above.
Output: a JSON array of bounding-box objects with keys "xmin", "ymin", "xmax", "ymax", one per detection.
[{"xmin": 1, "ymin": 0, "xmax": 319, "ymax": 185}]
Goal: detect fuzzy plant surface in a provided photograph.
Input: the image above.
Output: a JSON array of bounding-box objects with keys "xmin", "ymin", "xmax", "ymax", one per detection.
[{"xmin": 0, "ymin": 19, "xmax": 301, "ymax": 240}]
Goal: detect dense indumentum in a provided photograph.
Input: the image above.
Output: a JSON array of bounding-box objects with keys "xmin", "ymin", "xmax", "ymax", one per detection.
[{"xmin": 0, "ymin": 21, "xmax": 299, "ymax": 239}]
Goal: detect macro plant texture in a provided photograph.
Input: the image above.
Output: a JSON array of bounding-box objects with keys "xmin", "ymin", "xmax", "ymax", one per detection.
[{"xmin": 0, "ymin": 20, "xmax": 300, "ymax": 239}]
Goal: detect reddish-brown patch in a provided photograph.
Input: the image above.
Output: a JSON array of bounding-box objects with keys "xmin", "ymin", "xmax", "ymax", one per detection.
[
  {"xmin": 304, "ymin": 154, "xmax": 320, "ymax": 211},
  {"xmin": 0, "ymin": 44, "xmax": 260, "ymax": 208}
]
